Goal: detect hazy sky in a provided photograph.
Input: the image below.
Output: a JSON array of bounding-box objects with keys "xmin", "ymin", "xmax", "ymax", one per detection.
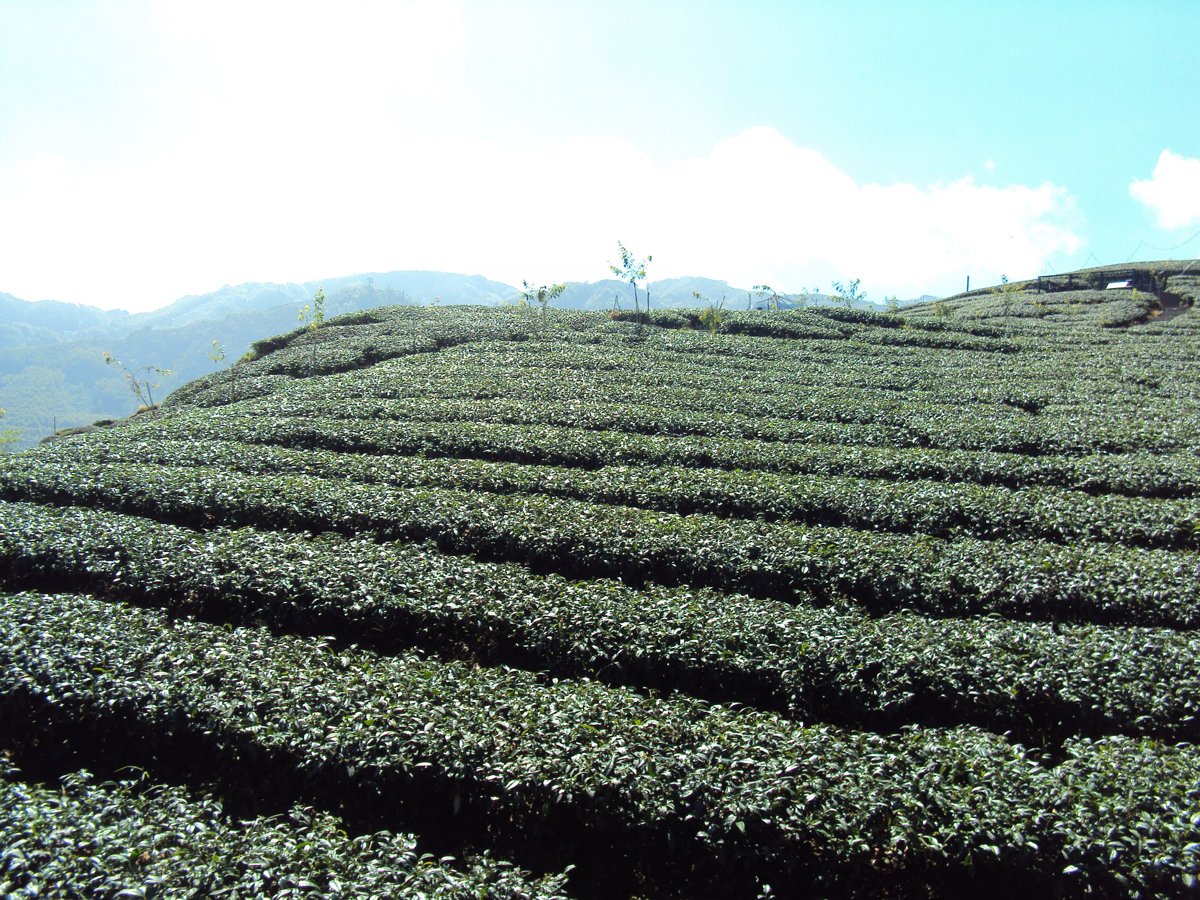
[{"xmin": 2, "ymin": 0, "xmax": 1198, "ymax": 311}]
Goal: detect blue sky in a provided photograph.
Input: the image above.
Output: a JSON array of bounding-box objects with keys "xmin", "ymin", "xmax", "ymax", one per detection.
[{"xmin": 1, "ymin": 0, "xmax": 1198, "ymax": 311}]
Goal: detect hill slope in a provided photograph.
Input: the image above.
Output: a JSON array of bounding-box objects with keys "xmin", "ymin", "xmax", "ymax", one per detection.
[
  {"xmin": 2, "ymin": 285, "xmax": 1200, "ymax": 896},
  {"xmin": 0, "ymin": 272, "xmax": 520, "ymax": 449},
  {"xmin": 906, "ymin": 259, "xmax": 1200, "ymax": 328},
  {"xmin": 4, "ymin": 271, "xmax": 823, "ymax": 448}
]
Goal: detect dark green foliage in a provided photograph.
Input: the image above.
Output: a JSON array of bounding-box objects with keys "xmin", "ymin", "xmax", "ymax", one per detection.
[
  {"xmin": 2, "ymin": 502, "xmax": 1198, "ymax": 745},
  {"xmin": 0, "ymin": 765, "xmax": 567, "ymax": 898},
  {"xmin": 2, "ymin": 296, "xmax": 1200, "ymax": 896},
  {"xmin": 3, "ymin": 456, "xmax": 1197, "ymax": 627},
  {"xmin": 22, "ymin": 431, "xmax": 1200, "ymax": 549},
  {"xmin": 3, "ymin": 591, "xmax": 1199, "ymax": 896}
]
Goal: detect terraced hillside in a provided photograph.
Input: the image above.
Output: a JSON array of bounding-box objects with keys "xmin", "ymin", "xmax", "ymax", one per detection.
[{"xmin": 2, "ymin": 268, "xmax": 1199, "ymax": 897}]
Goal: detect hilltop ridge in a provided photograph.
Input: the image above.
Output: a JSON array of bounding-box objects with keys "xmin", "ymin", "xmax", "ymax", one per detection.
[
  {"xmin": 944, "ymin": 259, "xmax": 1198, "ymax": 302},
  {"xmin": 906, "ymin": 259, "xmax": 1198, "ymax": 328}
]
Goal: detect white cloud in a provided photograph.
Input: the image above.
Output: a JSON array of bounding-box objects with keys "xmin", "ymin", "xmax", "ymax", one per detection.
[
  {"xmin": 473, "ymin": 127, "xmax": 1080, "ymax": 302},
  {"xmin": 1, "ymin": 116, "xmax": 1082, "ymax": 307},
  {"xmin": 1130, "ymin": 150, "xmax": 1200, "ymax": 230},
  {"xmin": 0, "ymin": 3, "xmax": 1091, "ymax": 309},
  {"xmin": 357, "ymin": 127, "xmax": 1082, "ymax": 302}
]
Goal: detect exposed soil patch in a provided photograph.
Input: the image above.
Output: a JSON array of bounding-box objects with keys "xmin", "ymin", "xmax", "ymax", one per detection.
[{"xmin": 1127, "ymin": 293, "xmax": 1192, "ymax": 327}]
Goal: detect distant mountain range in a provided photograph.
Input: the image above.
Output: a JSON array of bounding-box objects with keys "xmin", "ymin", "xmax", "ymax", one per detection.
[
  {"xmin": 0, "ymin": 293, "xmax": 132, "ymax": 350},
  {"xmin": 0, "ymin": 270, "xmax": 887, "ymax": 449}
]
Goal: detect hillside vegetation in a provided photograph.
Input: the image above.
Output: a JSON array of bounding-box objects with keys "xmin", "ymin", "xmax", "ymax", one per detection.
[
  {"xmin": 0, "ymin": 271, "xmax": 850, "ymax": 450},
  {"xmin": 0, "ymin": 272, "xmax": 517, "ymax": 451},
  {"xmin": 2, "ymin": 265, "xmax": 1199, "ymax": 897}
]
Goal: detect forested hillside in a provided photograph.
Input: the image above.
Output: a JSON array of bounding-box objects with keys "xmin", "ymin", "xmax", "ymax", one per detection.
[{"xmin": 1, "ymin": 264, "xmax": 1198, "ymax": 897}]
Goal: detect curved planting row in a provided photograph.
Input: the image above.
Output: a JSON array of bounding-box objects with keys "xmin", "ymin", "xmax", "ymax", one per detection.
[
  {"xmin": 0, "ymin": 767, "xmax": 566, "ymax": 898},
  {"xmin": 225, "ymin": 363, "xmax": 1199, "ymax": 457},
  {"xmin": 177, "ymin": 324, "xmax": 1200, "ymax": 455},
  {"xmin": 240, "ymin": 306, "xmax": 1028, "ymax": 378},
  {"xmin": 2, "ymin": 501, "xmax": 1197, "ymax": 744},
  {"xmin": 35, "ymin": 433, "xmax": 1199, "ymax": 551},
  {"xmin": 4, "ymin": 303, "xmax": 1200, "ymax": 898},
  {"xmin": 129, "ymin": 408, "xmax": 1200, "ymax": 500},
  {"xmin": 233, "ymin": 390, "xmax": 1200, "ymax": 458},
  {"xmin": 295, "ymin": 349, "xmax": 1200, "ymax": 451},
  {"xmin": 3, "ymin": 591, "xmax": 1198, "ymax": 898},
  {"xmin": 252, "ymin": 352, "xmax": 1190, "ymax": 421},
  {"xmin": 3, "ymin": 457, "xmax": 1197, "ymax": 629}
]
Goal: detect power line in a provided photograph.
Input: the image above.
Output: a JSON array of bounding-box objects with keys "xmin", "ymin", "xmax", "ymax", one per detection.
[{"xmin": 1123, "ymin": 228, "xmax": 1200, "ymax": 262}]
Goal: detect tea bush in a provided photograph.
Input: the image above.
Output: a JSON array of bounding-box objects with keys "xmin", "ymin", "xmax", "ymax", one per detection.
[{"xmin": 2, "ymin": 300, "xmax": 1199, "ymax": 896}]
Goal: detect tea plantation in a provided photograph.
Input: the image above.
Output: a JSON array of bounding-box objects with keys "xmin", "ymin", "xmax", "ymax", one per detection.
[{"xmin": 2, "ymin": 265, "xmax": 1199, "ymax": 897}]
